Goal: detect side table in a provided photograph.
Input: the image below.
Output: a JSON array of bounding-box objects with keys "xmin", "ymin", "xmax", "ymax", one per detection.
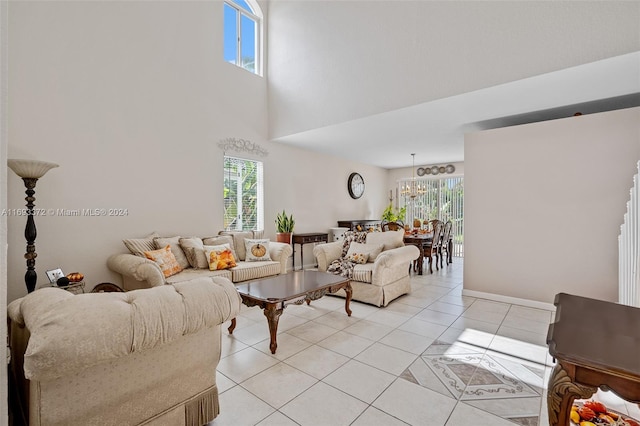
[
  {"xmin": 292, "ymin": 232, "xmax": 328, "ymax": 270},
  {"xmin": 546, "ymin": 292, "xmax": 640, "ymax": 426},
  {"xmin": 56, "ymin": 281, "xmax": 85, "ymax": 294}
]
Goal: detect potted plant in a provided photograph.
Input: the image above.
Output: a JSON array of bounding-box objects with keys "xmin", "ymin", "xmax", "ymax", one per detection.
[
  {"xmin": 275, "ymin": 210, "xmax": 295, "ymax": 243},
  {"xmin": 381, "ymin": 203, "xmax": 406, "ymax": 230}
]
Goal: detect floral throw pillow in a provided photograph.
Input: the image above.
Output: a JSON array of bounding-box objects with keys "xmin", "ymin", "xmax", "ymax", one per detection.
[
  {"xmin": 203, "ymin": 245, "xmax": 237, "ymax": 271},
  {"xmin": 346, "ymin": 252, "xmax": 368, "ymax": 264},
  {"xmin": 245, "ymin": 239, "xmax": 271, "ymax": 261},
  {"xmin": 144, "ymin": 245, "xmax": 183, "ymax": 278},
  {"xmin": 346, "ymin": 242, "xmax": 384, "ymax": 263}
]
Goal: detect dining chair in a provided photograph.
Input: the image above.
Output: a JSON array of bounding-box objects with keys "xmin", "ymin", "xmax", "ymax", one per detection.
[
  {"xmin": 414, "ymin": 220, "xmax": 443, "ymax": 274},
  {"xmin": 440, "ymin": 220, "xmax": 453, "ymax": 267}
]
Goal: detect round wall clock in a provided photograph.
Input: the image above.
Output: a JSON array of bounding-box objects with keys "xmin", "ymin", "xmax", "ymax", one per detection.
[{"xmin": 347, "ymin": 172, "xmax": 365, "ymax": 199}]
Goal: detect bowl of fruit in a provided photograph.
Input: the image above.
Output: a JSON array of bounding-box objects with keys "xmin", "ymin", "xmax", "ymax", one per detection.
[{"xmin": 571, "ymin": 400, "xmax": 639, "ymax": 426}]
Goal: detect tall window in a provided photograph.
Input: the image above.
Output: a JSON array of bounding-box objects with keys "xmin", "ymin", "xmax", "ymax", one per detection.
[
  {"xmin": 223, "ymin": 156, "xmax": 264, "ymax": 231},
  {"xmin": 400, "ymin": 176, "xmax": 464, "ymax": 257},
  {"xmin": 223, "ymin": 0, "xmax": 261, "ymax": 75}
]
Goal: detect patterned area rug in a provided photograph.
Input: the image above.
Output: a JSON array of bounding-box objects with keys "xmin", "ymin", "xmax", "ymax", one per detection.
[
  {"xmin": 401, "ymin": 340, "xmax": 545, "ymax": 425},
  {"xmin": 422, "ymin": 353, "xmax": 540, "ymax": 400}
]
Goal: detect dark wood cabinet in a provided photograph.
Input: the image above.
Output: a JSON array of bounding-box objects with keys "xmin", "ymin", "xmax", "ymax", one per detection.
[{"xmin": 337, "ymin": 220, "xmax": 382, "ymax": 232}]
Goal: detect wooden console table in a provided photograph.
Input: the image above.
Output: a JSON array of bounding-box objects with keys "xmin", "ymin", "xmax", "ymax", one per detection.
[
  {"xmin": 292, "ymin": 232, "xmax": 328, "ymax": 270},
  {"xmin": 546, "ymin": 292, "xmax": 640, "ymax": 426}
]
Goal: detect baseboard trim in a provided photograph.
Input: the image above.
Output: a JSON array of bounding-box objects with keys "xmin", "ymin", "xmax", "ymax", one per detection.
[{"xmin": 462, "ymin": 289, "xmax": 556, "ymax": 312}]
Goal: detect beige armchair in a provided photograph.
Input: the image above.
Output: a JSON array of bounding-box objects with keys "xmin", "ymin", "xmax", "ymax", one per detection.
[
  {"xmin": 8, "ymin": 277, "xmax": 241, "ymax": 426},
  {"xmin": 313, "ymin": 230, "xmax": 419, "ymax": 307}
]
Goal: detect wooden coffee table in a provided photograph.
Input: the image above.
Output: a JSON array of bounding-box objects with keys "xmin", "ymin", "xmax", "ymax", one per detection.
[
  {"xmin": 546, "ymin": 292, "xmax": 640, "ymax": 426},
  {"xmin": 228, "ymin": 271, "xmax": 352, "ymax": 354}
]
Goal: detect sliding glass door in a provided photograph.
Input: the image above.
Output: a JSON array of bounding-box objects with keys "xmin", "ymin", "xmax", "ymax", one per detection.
[{"xmin": 399, "ymin": 176, "xmax": 464, "ymax": 257}]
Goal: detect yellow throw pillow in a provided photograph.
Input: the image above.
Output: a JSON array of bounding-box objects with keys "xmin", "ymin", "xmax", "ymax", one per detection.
[
  {"xmin": 204, "ymin": 245, "xmax": 237, "ymax": 271},
  {"xmin": 144, "ymin": 245, "xmax": 183, "ymax": 278}
]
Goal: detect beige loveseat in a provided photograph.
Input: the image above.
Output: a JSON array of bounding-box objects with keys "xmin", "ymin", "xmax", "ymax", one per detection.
[
  {"xmin": 8, "ymin": 277, "xmax": 241, "ymax": 426},
  {"xmin": 313, "ymin": 229, "xmax": 419, "ymax": 307},
  {"xmin": 107, "ymin": 231, "xmax": 293, "ymax": 291}
]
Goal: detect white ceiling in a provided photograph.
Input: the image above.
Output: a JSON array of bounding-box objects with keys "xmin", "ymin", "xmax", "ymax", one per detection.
[{"xmin": 272, "ymin": 52, "xmax": 640, "ymax": 170}]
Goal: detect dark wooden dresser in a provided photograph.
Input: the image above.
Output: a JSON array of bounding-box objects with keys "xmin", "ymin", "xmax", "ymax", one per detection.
[{"xmin": 337, "ymin": 220, "xmax": 382, "ymax": 232}]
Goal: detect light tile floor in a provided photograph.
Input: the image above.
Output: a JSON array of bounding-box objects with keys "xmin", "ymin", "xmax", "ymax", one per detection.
[{"xmin": 210, "ymin": 259, "xmax": 640, "ymax": 426}]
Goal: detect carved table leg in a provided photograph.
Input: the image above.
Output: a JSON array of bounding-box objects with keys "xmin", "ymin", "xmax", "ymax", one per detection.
[
  {"xmin": 264, "ymin": 303, "xmax": 283, "ymax": 354},
  {"xmin": 418, "ymin": 245, "xmax": 424, "ymax": 275},
  {"xmin": 547, "ymin": 363, "xmax": 597, "ymax": 426},
  {"xmin": 228, "ymin": 318, "xmax": 236, "ymax": 334},
  {"xmin": 343, "ymin": 282, "xmax": 353, "ymax": 317}
]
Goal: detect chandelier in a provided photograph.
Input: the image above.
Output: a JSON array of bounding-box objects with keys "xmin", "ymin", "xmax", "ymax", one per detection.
[{"xmin": 401, "ymin": 153, "xmax": 426, "ymax": 199}]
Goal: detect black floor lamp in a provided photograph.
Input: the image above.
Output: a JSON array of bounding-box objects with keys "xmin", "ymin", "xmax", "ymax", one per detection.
[{"xmin": 7, "ymin": 159, "xmax": 59, "ymax": 293}]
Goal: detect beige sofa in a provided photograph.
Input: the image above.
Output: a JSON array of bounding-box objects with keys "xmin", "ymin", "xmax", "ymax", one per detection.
[
  {"xmin": 313, "ymin": 229, "xmax": 419, "ymax": 307},
  {"xmin": 8, "ymin": 277, "xmax": 241, "ymax": 426},
  {"xmin": 107, "ymin": 230, "xmax": 293, "ymax": 291}
]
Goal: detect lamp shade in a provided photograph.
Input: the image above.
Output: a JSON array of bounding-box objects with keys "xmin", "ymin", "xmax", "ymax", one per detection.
[{"xmin": 8, "ymin": 159, "xmax": 59, "ymax": 179}]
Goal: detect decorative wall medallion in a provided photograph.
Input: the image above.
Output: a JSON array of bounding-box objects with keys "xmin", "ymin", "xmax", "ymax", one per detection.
[
  {"xmin": 218, "ymin": 138, "xmax": 268, "ymax": 157},
  {"xmin": 417, "ymin": 164, "xmax": 456, "ymax": 176}
]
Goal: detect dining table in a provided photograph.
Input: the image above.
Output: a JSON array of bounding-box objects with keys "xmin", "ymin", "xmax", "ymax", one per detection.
[{"xmin": 403, "ymin": 232, "xmax": 433, "ymax": 275}]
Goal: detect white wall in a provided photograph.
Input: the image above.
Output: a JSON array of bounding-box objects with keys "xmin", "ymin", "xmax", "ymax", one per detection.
[
  {"xmin": 267, "ymin": 1, "xmax": 640, "ymax": 139},
  {"xmin": 464, "ymin": 107, "xmax": 640, "ymax": 304},
  {"xmin": 6, "ymin": 1, "xmax": 389, "ymax": 302},
  {"xmin": 1, "ymin": 0, "xmax": 8, "ymax": 419},
  {"xmin": 266, "ymin": 141, "xmax": 389, "ymax": 268}
]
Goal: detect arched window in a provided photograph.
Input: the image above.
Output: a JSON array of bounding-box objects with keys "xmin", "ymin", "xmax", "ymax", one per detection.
[{"xmin": 223, "ymin": 0, "xmax": 262, "ymax": 75}]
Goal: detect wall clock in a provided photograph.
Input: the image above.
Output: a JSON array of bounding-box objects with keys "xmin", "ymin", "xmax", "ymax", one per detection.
[{"xmin": 347, "ymin": 172, "xmax": 365, "ymax": 199}]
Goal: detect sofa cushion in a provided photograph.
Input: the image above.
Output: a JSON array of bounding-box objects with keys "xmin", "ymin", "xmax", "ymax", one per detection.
[
  {"xmin": 165, "ymin": 267, "xmax": 232, "ymax": 284},
  {"xmin": 245, "ymin": 239, "xmax": 271, "ymax": 261},
  {"xmin": 154, "ymin": 236, "xmax": 190, "ymax": 269},
  {"xmin": 230, "ymin": 261, "xmax": 281, "ymax": 283},
  {"xmin": 203, "ymin": 235, "xmax": 237, "ymax": 262},
  {"xmin": 144, "ymin": 245, "xmax": 183, "ymax": 278},
  {"xmin": 204, "ymin": 246, "xmax": 237, "ymax": 271},
  {"xmin": 179, "ymin": 237, "xmax": 206, "ymax": 269},
  {"xmin": 8, "ymin": 277, "xmax": 241, "ymax": 381},
  {"xmin": 366, "ymin": 229, "xmax": 405, "ymax": 251},
  {"xmin": 123, "ymin": 232, "xmax": 160, "ymax": 257},
  {"xmin": 347, "ymin": 242, "xmax": 384, "ymax": 263}
]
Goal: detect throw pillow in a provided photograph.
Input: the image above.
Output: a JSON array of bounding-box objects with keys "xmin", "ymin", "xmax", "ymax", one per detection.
[
  {"xmin": 144, "ymin": 245, "xmax": 183, "ymax": 278},
  {"xmin": 347, "ymin": 242, "xmax": 384, "ymax": 263},
  {"xmin": 153, "ymin": 236, "xmax": 190, "ymax": 270},
  {"xmin": 179, "ymin": 237, "xmax": 207, "ymax": 269},
  {"xmin": 123, "ymin": 232, "xmax": 160, "ymax": 257},
  {"xmin": 366, "ymin": 229, "xmax": 404, "ymax": 252},
  {"xmin": 245, "ymin": 239, "xmax": 271, "ymax": 261},
  {"xmin": 203, "ymin": 245, "xmax": 237, "ymax": 271},
  {"xmin": 202, "ymin": 236, "xmax": 237, "ymax": 262},
  {"xmin": 346, "ymin": 252, "xmax": 368, "ymax": 264},
  {"xmin": 217, "ymin": 231, "xmax": 253, "ymax": 261}
]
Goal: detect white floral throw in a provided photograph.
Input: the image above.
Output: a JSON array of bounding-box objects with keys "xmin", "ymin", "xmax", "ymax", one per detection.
[{"xmin": 327, "ymin": 231, "xmax": 368, "ymax": 278}]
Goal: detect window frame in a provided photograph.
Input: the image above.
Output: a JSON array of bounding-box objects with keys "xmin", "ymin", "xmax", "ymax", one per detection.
[
  {"xmin": 223, "ymin": 0, "xmax": 263, "ymax": 76},
  {"xmin": 223, "ymin": 155, "xmax": 264, "ymax": 232}
]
